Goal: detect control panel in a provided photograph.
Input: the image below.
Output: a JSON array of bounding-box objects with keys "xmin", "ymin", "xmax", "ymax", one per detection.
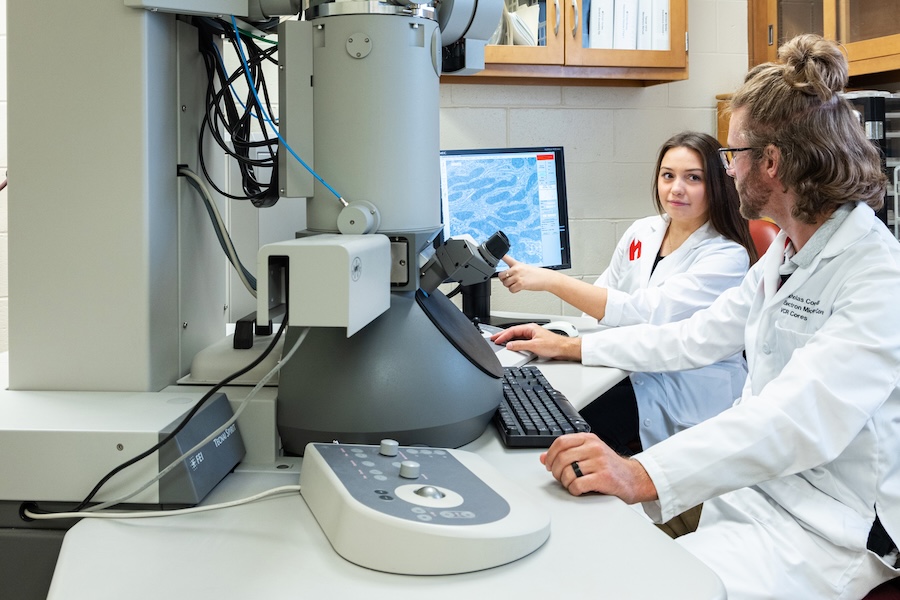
[{"xmin": 300, "ymin": 441, "xmax": 551, "ymax": 575}]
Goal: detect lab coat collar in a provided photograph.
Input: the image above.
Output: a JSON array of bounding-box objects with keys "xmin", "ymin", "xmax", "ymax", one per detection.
[
  {"xmin": 788, "ymin": 203, "xmax": 854, "ymax": 270},
  {"xmin": 645, "ymin": 217, "xmax": 717, "ymax": 283},
  {"xmin": 777, "ymin": 204, "xmax": 852, "ymax": 279},
  {"xmin": 763, "ymin": 202, "xmax": 875, "ymax": 300},
  {"xmin": 815, "ymin": 202, "xmax": 877, "ymax": 260},
  {"xmin": 651, "ymin": 214, "xmax": 717, "ymax": 249}
]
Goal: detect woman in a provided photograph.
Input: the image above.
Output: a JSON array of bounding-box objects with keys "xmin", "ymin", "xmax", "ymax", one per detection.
[{"xmin": 498, "ymin": 131, "xmax": 757, "ymax": 453}]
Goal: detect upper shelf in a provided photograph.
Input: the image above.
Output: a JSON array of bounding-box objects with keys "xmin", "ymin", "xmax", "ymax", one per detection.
[{"xmin": 441, "ymin": 0, "xmax": 688, "ymax": 86}]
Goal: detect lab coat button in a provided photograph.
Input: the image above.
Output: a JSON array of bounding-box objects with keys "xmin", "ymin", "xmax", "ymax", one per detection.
[
  {"xmin": 762, "ymin": 343, "xmax": 772, "ymax": 354},
  {"xmin": 643, "ymin": 419, "xmax": 651, "ymax": 427}
]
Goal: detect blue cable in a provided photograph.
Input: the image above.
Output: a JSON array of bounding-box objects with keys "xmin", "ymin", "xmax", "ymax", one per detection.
[
  {"xmin": 211, "ymin": 39, "xmax": 255, "ymax": 116},
  {"xmin": 201, "ymin": 17, "xmax": 258, "ymax": 117},
  {"xmin": 229, "ymin": 15, "xmax": 345, "ymax": 204}
]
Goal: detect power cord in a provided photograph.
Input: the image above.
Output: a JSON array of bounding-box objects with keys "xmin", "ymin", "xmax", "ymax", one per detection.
[
  {"xmin": 34, "ymin": 315, "xmax": 292, "ymax": 515},
  {"xmin": 194, "ymin": 16, "xmax": 280, "ymax": 207},
  {"xmin": 25, "ymin": 485, "xmax": 302, "ymax": 521},
  {"xmin": 179, "ymin": 165, "xmax": 258, "ymax": 296},
  {"xmin": 24, "ymin": 317, "xmax": 302, "ymax": 520},
  {"xmin": 80, "ymin": 324, "xmax": 308, "ymax": 513}
]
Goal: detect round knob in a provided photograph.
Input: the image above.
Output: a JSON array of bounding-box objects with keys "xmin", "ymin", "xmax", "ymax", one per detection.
[
  {"xmin": 414, "ymin": 485, "xmax": 445, "ymax": 499},
  {"xmin": 399, "ymin": 460, "xmax": 421, "ymax": 479},
  {"xmin": 379, "ymin": 439, "xmax": 399, "ymax": 457},
  {"xmin": 337, "ymin": 201, "xmax": 380, "ymax": 234}
]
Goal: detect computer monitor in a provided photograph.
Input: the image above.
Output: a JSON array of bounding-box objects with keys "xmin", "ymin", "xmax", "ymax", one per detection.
[{"xmin": 439, "ymin": 146, "xmax": 572, "ymax": 327}]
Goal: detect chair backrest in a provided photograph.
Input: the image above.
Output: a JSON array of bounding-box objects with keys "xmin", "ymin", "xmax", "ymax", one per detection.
[
  {"xmin": 748, "ymin": 219, "xmax": 781, "ymax": 257},
  {"xmin": 861, "ymin": 578, "xmax": 900, "ymax": 599}
]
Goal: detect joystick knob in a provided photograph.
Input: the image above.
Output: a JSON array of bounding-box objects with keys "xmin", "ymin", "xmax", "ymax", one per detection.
[
  {"xmin": 414, "ymin": 485, "xmax": 446, "ymax": 499},
  {"xmin": 379, "ymin": 439, "xmax": 399, "ymax": 457},
  {"xmin": 399, "ymin": 460, "xmax": 421, "ymax": 479}
]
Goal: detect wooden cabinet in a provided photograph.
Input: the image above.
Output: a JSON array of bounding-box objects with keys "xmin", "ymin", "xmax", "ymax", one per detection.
[
  {"xmin": 827, "ymin": 1, "xmax": 900, "ymax": 78},
  {"xmin": 441, "ymin": 0, "xmax": 688, "ymax": 85},
  {"xmin": 748, "ymin": 1, "xmax": 900, "ymax": 83}
]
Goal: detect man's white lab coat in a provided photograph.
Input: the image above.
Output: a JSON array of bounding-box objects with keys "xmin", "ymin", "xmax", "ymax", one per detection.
[{"xmin": 583, "ymin": 203, "xmax": 900, "ymax": 598}]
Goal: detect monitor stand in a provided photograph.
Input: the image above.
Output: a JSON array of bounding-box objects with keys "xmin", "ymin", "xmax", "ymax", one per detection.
[{"xmin": 460, "ymin": 280, "xmax": 549, "ymax": 328}]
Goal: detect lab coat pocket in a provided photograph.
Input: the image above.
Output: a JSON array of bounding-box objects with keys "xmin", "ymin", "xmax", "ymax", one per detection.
[{"xmin": 771, "ymin": 322, "xmax": 814, "ymax": 367}]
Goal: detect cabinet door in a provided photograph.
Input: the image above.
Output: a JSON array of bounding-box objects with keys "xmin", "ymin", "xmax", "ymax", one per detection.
[
  {"xmin": 485, "ymin": 0, "xmax": 686, "ymax": 68},
  {"xmin": 749, "ymin": 0, "xmax": 824, "ymax": 66},
  {"xmin": 824, "ymin": 0, "xmax": 900, "ymax": 76},
  {"xmin": 566, "ymin": 0, "xmax": 687, "ymax": 68},
  {"xmin": 446, "ymin": 0, "xmax": 688, "ymax": 83},
  {"xmin": 484, "ymin": 0, "xmax": 566, "ymax": 66},
  {"xmin": 748, "ymin": 1, "xmax": 900, "ymax": 80}
]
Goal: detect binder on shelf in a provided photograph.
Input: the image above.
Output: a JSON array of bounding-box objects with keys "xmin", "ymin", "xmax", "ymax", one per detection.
[
  {"xmin": 637, "ymin": 0, "xmax": 652, "ymax": 50},
  {"xmin": 613, "ymin": 0, "xmax": 638, "ymax": 50},
  {"xmin": 651, "ymin": 0, "xmax": 670, "ymax": 51},
  {"xmin": 589, "ymin": 0, "xmax": 614, "ymax": 49},
  {"xmin": 582, "ymin": 0, "xmax": 591, "ymax": 42},
  {"xmin": 537, "ymin": 1, "xmax": 546, "ymax": 46}
]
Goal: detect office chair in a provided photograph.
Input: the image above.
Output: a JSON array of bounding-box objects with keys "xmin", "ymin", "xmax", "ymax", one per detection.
[
  {"xmin": 748, "ymin": 219, "xmax": 780, "ymax": 257},
  {"xmin": 864, "ymin": 578, "xmax": 900, "ymax": 599}
]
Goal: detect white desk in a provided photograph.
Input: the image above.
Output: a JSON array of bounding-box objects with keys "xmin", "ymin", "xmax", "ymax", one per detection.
[{"xmin": 45, "ymin": 356, "xmax": 725, "ymax": 600}]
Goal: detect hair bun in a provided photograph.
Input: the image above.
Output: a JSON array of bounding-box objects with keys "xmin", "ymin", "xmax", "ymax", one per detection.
[{"xmin": 777, "ymin": 34, "xmax": 848, "ymax": 102}]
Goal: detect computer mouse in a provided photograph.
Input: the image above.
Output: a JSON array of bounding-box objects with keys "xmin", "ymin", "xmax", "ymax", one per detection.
[{"xmin": 541, "ymin": 321, "xmax": 579, "ymax": 337}]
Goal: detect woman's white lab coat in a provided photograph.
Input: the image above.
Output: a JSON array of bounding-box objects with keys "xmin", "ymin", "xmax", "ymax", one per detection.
[
  {"xmin": 584, "ymin": 203, "xmax": 900, "ymax": 598},
  {"xmin": 590, "ymin": 215, "xmax": 749, "ymax": 448}
]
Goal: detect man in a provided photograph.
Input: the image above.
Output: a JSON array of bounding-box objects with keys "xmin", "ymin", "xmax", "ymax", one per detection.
[{"xmin": 493, "ymin": 34, "xmax": 900, "ymax": 599}]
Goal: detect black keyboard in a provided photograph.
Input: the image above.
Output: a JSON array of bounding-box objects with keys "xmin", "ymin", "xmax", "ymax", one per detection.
[{"xmin": 495, "ymin": 366, "xmax": 591, "ymax": 448}]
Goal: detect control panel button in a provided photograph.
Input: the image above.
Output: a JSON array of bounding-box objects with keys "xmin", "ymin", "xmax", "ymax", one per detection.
[
  {"xmin": 379, "ymin": 439, "xmax": 399, "ymax": 457},
  {"xmin": 399, "ymin": 460, "xmax": 421, "ymax": 479}
]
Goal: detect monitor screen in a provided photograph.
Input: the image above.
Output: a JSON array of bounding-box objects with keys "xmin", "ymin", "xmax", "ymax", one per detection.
[
  {"xmin": 439, "ymin": 146, "xmax": 571, "ymax": 273},
  {"xmin": 439, "ymin": 146, "xmax": 571, "ymax": 327}
]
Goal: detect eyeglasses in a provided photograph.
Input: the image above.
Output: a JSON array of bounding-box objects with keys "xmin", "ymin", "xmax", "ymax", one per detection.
[{"xmin": 717, "ymin": 147, "xmax": 757, "ymax": 170}]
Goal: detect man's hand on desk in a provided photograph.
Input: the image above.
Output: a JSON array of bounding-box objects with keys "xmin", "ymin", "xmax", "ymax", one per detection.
[
  {"xmin": 490, "ymin": 324, "xmax": 582, "ymax": 362},
  {"xmin": 540, "ymin": 433, "xmax": 658, "ymax": 505}
]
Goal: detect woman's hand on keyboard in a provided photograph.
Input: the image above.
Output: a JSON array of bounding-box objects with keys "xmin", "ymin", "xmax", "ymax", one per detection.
[
  {"xmin": 490, "ymin": 324, "xmax": 581, "ymax": 362},
  {"xmin": 540, "ymin": 433, "xmax": 658, "ymax": 504}
]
